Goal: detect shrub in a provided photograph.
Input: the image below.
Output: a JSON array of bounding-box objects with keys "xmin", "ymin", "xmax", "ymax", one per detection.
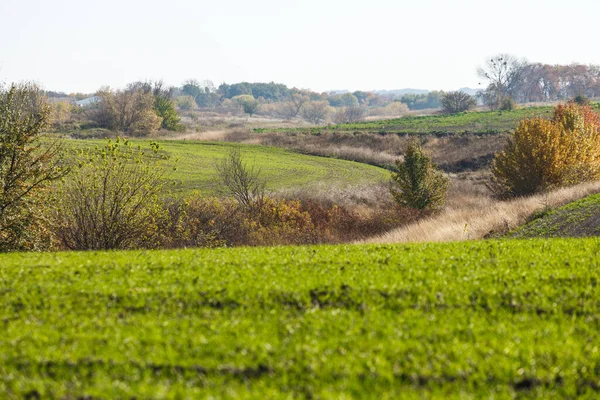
[
  {"xmin": 90, "ymin": 87, "xmax": 163, "ymax": 136},
  {"xmin": 574, "ymin": 94, "xmax": 591, "ymax": 106},
  {"xmin": 233, "ymin": 95, "xmax": 259, "ymax": 116},
  {"xmin": 176, "ymin": 95, "xmax": 196, "ymax": 110},
  {"xmin": 440, "ymin": 91, "xmax": 477, "ymax": 114},
  {"xmin": 300, "ymin": 101, "xmax": 331, "ymax": 124},
  {"xmin": 333, "ymin": 106, "xmax": 366, "ymax": 124},
  {"xmin": 0, "ymin": 84, "xmax": 67, "ymax": 251},
  {"xmin": 499, "ymin": 97, "xmax": 516, "ymax": 111},
  {"xmin": 216, "ymin": 147, "xmax": 266, "ymax": 208},
  {"xmin": 490, "ymin": 103, "xmax": 600, "ymax": 197},
  {"xmin": 54, "ymin": 139, "xmax": 171, "ymax": 250},
  {"xmin": 390, "ymin": 140, "xmax": 449, "ymax": 210}
]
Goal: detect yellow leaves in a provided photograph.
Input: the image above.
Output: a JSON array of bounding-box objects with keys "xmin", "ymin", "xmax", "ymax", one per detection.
[{"xmin": 491, "ymin": 103, "xmax": 600, "ymax": 197}]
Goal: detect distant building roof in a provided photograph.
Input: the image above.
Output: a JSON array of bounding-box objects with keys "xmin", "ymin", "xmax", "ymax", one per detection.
[{"xmin": 76, "ymin": 96, "xmax": 101, "ymax": 107}]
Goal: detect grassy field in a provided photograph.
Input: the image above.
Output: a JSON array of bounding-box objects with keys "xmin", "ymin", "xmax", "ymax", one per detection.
[
  {"xmin": 66, "ymin": 139, "xmax": 390, "ymax": 196},
  {"xmin": 509, "ymin": 193, "xmax": 600, "ymax": 239},
  {"xmin": 261, "ymin": 104, "xmax": 599, "ymax": 136},
  {"xmin": 260, "ymin": 106, "xmax": 556, "ymax": 136},
  {"xmin": 3, "ymin": 239, "xmax": 600, "ymax": 398}
]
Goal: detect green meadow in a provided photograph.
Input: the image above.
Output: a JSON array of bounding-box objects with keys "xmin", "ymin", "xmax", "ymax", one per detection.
[
  {"xmin": 2, "ymin": 239, "xmax": 600, "ymax": 398},
  {"xmin": 66, "ymin": 139, "xmax": 390, "ymax": 196}
]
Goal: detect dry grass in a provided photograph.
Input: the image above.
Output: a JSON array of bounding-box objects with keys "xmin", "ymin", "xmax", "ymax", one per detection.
[{"xmin": 366, "ymin": 180, "xmax": 600, "ymax": 244}]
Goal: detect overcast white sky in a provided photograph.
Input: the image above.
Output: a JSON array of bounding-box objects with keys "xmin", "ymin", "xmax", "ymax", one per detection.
[{"xmin": 1, "ymin": 0, "xmax": 599, "ymax": 93}]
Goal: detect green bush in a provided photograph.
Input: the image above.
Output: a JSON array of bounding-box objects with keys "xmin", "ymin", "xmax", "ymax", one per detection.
[
  {"xmin": 54, "ymin": 138, "xmax": 171, "ymax": 250},
  {"xmin": 390, "ymin": 140, "xmax": 449, "ymax": 210}
]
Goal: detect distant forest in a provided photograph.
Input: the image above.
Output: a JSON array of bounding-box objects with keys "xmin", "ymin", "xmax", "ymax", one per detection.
[{"xmin": 44, "ymin": 55, "xmax": 600, "ymax": 118}]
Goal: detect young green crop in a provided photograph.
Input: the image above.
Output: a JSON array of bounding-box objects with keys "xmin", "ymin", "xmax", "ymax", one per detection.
[
  {"xmin": 2, "ymin": 239, "xmax": 600, "ymax": 397},
  {"xmin": 65, "ymin": 140, "xmax": 389, "ymax": 196}
]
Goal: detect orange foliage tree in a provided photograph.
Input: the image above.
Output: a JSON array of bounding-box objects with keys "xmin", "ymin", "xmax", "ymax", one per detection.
[{"xmin": 490, "ymin": 103, "xmax": 600, "ymax": 197}]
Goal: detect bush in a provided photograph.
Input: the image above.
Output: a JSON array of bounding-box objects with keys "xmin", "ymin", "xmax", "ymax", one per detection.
[
  {"xmin": 390, "ymin": 140, "xmax": 449, "ymax": 210},
  {"xmin": 574, "ymin": 94, "xmax": 591, "ymax": 106},
  {"xmin": 90, "ymin": 87, "xmax": 163, "ymax": 136},
  {"xmin": 176, "ymin": 95, "xmax": 196, "ymax": 110},
  {"xmin": 233, "ymin": 95, "xmax": 259, "ymax": 116},
  {"xmin": 490, "ymin": 103, "xmax": 600, "ymax": 197},
  {"xmin": 333, "ymin": 106, "xmax": 366, "ymax": 124},
  {"xmin": 0, "ymin": 84, "xmax": 67, "ymax": 251},
  {"xmin": 54, "ymin": 139, "xmax": 171, "ymax": 250},
  {"xmin": 440, "ymin": 91, "xmax": 477, "ymax": 114},
  {"xmin": 300, "ymin": 101, "xmax": 331, "ymax": 124},
  {"xmin": 499, "ymin": 97, "xmax": 516, "ymax": 111}
]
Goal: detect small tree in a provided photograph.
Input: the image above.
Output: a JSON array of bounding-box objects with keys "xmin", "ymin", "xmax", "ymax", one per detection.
[
  {"xmin": 216, "ymin": 147, "xmax": 265, "ymax": 208},
  {"xmin": 440, "ymin": 91, "xmax": 477, "ymax": 114},
  {"xmin": 300, "ymin": 100, "xmax": 330, "ymax": 124},
  {"xmin": 233, "ymin": 95, "xmax": 259, "ymax": 116},
  {"xmin": 333, "ymin": 106, "xmax": 366, "ymax": 123},
  {"xmin": 0, "ymin": 84, "xmax": 67, "ymax": 251},
  {"xmin": 54, "ymin": 139, "xmax": 170, "ymax": 250},
  {"xmin": 390, "ymin": 140, "xmax": 449, "ymax": 210}
]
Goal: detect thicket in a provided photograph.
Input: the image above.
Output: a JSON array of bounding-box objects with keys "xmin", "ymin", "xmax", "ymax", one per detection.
[
  {"xmin": 490, "ymin": 103, "xmax": 600, "ymax": 197},
  {"xmin": 89, "ymin": 82, "xmax": 182, "ymax": 136}
]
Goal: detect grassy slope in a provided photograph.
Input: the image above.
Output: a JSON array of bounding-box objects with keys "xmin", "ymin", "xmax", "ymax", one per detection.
[
  {"xmin": 510, "ymin": 193, "xmax": 600, "ymax": 238},
  {"xmin": 3, "ymin": 239, "xmax": 600, "ymax": 397},
  {"xmin": 264, "ymin": 106, "xmax": 556, "ymax": 135},
  {"xmin": 66, "ymin": 140, "xmax": 390, "ymax": 196}
]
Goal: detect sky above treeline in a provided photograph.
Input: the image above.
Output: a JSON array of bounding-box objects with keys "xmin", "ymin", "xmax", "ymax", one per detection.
[{"xmin": 1, "ymin": 0, "xmax": 599, "ymax": 94}]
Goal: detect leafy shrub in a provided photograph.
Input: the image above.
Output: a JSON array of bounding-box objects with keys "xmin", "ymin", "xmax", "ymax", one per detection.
[
  {"xmin": 0, "ymin": 84, "xmax": 67, "ymax": 251},
  {"xmin": 390, "ymin": 140, "xmax": 449, "ymax": 210},
  {"xmin": 490, "ymin": 103, "xmax": 600, "ymax": 197},
  {"xmin": 440, "ymin": 91, "xmax": 477, "ymax": 114},
  {"xmin": 54, "ymin": 139, "xmax": 171, "ymax": 250}
]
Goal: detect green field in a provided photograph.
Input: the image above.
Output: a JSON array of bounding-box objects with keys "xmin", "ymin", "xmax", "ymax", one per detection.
[
  {"xmin": 510, "ymin": 193, "xmax": 600, "ymax": 239},
  {"xmin": 262, "ymin": 105, "xmax": 600, "ymax": 136},
  {"xmin": 3, "ymin": 239, "xmax": 600, "ymax": 398},
  {"xmin": 66, "ymin": 140, "xmax": 390, "ymax": 195}
]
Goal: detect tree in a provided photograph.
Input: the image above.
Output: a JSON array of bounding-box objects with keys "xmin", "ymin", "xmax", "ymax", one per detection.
[
  {"xmin": 333, "ymin": 105, "xmax": 366, "ymax": 123},
  {"xmin": 490, "ymin": 103, "xmax": 600, "ymax": 197},
  {"xmin": 216, "ymin": 147, "xmax": 265, "ymax": 208},
  {"xmin": 0, "ymin": 83, "xmax": 67, "ymax": 251},
  {"xmin": 440, "ymin": 91, "xmax": 477, "ymax": 114},
  {"xmin": 390, "ymin": 140, "xmax": 449, "ymax": 210},
  {"xmin": 233, "ymin": 95, "xmax": 259, "ymax": 116},
  {"xmin": 91, "ymin": 86, "xmax": 162, "ymax": 136},
  {"xmin": 300, "ymin": 100, "xmax": 330, "ymax": 124},
  {"xmin": 54, "ymin": 139, "xmax": 171, "ymax": 250},
  {"xmin": 176, "ymin": 95, "xmax": 196, "ymax": 110},
  {"xmin": 477, "ymin": 54, "xmax": 525, "ymax": 109}
]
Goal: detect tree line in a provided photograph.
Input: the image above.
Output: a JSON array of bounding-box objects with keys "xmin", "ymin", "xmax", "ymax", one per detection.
[{"xmin": 478, "ymin": 54, "xmax": 600, "ymax": 109}]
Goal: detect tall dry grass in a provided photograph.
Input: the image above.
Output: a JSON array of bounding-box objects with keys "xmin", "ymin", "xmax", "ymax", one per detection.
[{"xmin": 366, "ymin": 180, "xmax": 600, "ymax": 244}]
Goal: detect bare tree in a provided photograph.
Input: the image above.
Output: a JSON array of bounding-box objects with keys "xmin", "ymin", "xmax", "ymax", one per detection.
[
  {"xmin": 216, "ymin": 147, "xmax": 265, "ymax": 208},
  {"xmin": 477, "ymin": 54, "xmax": 525, "ymax": 109}
]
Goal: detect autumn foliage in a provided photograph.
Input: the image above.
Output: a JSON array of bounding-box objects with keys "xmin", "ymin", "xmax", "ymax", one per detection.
[{"xmin": 491, "ymin": 103, "xmax": 600, "ymax": 197}]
